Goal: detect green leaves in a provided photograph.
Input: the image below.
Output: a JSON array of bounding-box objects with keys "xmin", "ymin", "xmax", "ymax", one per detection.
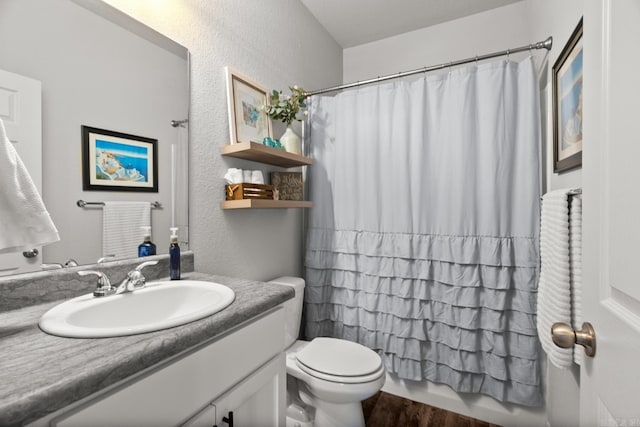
[{"xmin": 265, "ymin": 85, "xmax": 307, "ymax": 125}]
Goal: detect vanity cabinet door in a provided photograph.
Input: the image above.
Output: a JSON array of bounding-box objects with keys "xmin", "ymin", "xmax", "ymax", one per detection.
[
  {"xmin": 182, "ymin": 404, "xmax": 216, "ymax": 427},
  {"xmin": 213, "ymin": 353, "xmax": 286, "ymax": 427}
]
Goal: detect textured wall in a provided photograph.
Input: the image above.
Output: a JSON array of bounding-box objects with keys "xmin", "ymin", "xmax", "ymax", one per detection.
[{"xmin": 103, "ymin": 0, "xmax": 343, "ymax": 280}]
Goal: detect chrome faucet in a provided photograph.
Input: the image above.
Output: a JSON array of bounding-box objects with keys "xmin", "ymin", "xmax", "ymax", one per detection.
[
  {"xmin": 78, "ymin": 270, "xmax": 117, "ymax": 297},
  {"xmin": 78, "ymin": 260, "xmax": 158, "ymax": 297},
  {"xmin": 115, "ymin": 260, "xmax": 159, "ymax": 294}
]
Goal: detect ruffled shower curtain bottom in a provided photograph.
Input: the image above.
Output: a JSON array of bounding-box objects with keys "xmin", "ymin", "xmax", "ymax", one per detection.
[{"xmin": 304, "ymin": 58, "xmax": 543, "ymax": 406}]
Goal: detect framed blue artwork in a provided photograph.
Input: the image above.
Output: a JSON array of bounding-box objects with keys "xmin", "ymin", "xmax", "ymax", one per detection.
[
  {"xmin": 82, "ymin": 126, "xmax": 158, "ymax": 192},
  {"xmin": 553, "ymin": 18, "xmax": 583, "ymax": 173}
]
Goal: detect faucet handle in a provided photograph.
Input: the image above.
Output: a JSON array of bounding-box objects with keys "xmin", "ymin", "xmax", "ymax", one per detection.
[
  {"xmin": 119, "ymin": 260, "xmax": 159, "ymax": 293},
  {"xmin": 135, "ymin": 260, "xmax": 159, "ymax": 271},
  {"xmin": 78, "ymin": 270, "xmax": 114, "ymax": 297}
]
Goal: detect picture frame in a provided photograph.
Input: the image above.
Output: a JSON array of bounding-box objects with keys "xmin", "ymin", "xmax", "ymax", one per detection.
[
  {"xmin": 225, "ymin": 66, "xmax": 272, "ymax": 145},
  {"xmin": 552, "ymin": 18, "xmax": 583, "ymax": 173},
  {"xmin": 81, "ymin": 126, "xmax": 158, "ymax": 192}
]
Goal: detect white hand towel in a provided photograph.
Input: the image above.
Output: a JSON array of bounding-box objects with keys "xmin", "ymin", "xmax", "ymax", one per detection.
[
  {"xmin": 102, "ymin": 202, "xmax": 151, "ymax": 258},
  {"xmin": 569, "ymin": 195, "xmax": 583, "ymax": 365},
  {"xmin": 537, "ymin": 189, "xmax": 579, "ymax": 369},
  {"xmin": 0, "ymin": 118, "xmax": 59, "ymax": 253},
  {"xmin": 224, "ymin": 168, "xmax": 243, "ymax": 184}
]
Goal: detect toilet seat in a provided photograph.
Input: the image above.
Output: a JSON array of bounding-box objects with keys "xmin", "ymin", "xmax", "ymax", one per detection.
[
  {"xmin": 296, "ymin": 359, "xmax": 385, "ymax": 384},
  {"xmin": 295, "ymin": 337, "xmax": 384, "ymax": 384}
]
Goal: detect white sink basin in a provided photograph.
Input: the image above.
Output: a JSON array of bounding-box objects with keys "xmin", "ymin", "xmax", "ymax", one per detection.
[{"xmin": 39, "ymin": 280, "xmax": 235, "ymax": 338}]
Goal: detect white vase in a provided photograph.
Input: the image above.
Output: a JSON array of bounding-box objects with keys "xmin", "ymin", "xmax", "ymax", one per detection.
[{"xmin": 280, "ymin": 126, "xmax": 301, "ymax": 155}]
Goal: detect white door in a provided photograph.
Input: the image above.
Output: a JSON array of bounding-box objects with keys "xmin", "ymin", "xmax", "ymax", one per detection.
[
  {"xmin": 0, "ymin": 68, "xmax": 43, "ymax": 275},
  {"xmin": 580, "ymin": 0, "xmax": 640, "ymax": 424}
]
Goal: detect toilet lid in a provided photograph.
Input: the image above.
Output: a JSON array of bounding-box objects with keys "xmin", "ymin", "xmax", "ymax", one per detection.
[{"xmin": 295, "ymin": 337, "xmax": 382, "ymax": 377}]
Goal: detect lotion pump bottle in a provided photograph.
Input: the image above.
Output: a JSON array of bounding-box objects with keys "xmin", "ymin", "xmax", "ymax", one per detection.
[
  {"xmin": 138, "ymin": 226, "xmax": 156, "ymax": 257},
  {"xmin": 169, "ymin": 227, "xmax": 180, "ymax": 280}
]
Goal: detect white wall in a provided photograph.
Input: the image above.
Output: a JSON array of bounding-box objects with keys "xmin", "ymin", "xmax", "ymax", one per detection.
[
  {"xmin": 344, "ymin": 1, "xmax": 583, "ymax": 426},
  {"xmin": 344, "ymin": 2, "xmax": 532, "ymax": 83},
  {"xmin": 102, "ymin": 0, "xmax": 343, "ymax": 280},
  {"xmin": 0, "ymin": 0, "xmax": 189, "ymax": 265},
  {"xmin": 526, "ymin": 0, "xmax": 583, "ymax": 192},
  {"xmin": 524, "ymin": 2, "xmax": 583, "ymax": 427}
]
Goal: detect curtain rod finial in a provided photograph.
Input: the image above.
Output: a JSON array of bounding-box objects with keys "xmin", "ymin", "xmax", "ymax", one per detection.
[{"xmin": 542, "ymin": 36, "xmax": 553, "ymax": 51}]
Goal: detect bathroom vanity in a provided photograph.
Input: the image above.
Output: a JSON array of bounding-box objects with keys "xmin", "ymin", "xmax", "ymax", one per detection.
[
  {"xmin": 0, "ymin": 263, "xmax": 293, "ymax": 426},
  {"xmin": 37, "ymin": 309, "xmax": 285, "ymax": 426}
]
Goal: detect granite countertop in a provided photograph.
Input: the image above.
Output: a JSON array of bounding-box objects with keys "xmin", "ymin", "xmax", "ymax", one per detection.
[{"xmin": 0, "ymin": 272, "xmax": 294, "ymax": 426}]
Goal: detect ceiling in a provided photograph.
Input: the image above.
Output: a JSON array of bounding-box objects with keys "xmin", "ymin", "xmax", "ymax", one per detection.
[{"xmin": 300, "ymin": 0, "xmax": 524, "ymax": 48}]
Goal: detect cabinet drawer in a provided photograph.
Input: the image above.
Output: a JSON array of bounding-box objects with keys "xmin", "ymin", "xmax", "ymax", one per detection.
[{"xmin": 52, "ymin": 307, "xmax": 284, "ymax": 427}]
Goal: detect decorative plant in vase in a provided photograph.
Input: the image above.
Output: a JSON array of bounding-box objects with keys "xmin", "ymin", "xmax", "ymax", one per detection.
[{"xmin": 265, "ymin": 85, "xmax": 307, "ymax": 155}]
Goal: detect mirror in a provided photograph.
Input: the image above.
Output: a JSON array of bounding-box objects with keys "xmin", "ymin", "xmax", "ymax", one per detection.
[{"xmin": 0, "ymin": 0, "xmax": 189, "ymax": 276}]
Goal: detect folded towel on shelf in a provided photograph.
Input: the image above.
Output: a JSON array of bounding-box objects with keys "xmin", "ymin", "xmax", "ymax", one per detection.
[
  {"xmin": 102, "ymin": 202, "xmax": 151, "ymax": 258},
  {"xmin": 0, "ymin": 118, "xmax": 59, "ymax": 253},
  {"xmin": 537, "ymin": 188, "xmax": 582, "ymax": 369},
  {"xmin": 224, "ymin": 168, "xmax": 264, "ymax": 184}
]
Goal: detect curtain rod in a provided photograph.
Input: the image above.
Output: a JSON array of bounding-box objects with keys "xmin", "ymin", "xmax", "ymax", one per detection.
[{"xmin": 306, "ymin": 36, "xmax": 553, "ymax": 97}]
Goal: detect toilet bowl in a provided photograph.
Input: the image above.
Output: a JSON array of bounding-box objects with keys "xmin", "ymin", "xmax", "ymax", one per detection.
[
  {"xmin": 268, "ymin": 277, "xmax": 386, "ymax": 427},
  {"xmin": 286, "ymin": 339, "xmax": 385, "ymax": 427}
]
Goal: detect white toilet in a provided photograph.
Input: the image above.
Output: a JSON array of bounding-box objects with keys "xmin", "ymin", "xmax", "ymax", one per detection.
[{"xmin": 269, "ymin": 277, "xmax": 386, "ymax": 427}]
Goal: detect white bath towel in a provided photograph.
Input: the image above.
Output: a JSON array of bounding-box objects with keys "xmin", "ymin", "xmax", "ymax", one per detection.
[
  {"xmin": 0, "ymin": 118, "xmax": 59, "ymax": 253},
  {"xmin": 569, "ymin": 195, "xmax": 583, "ymax": 365},
  {"xmin": 537, "ymin": 189, "xmax": 581, "ymax": 368},
  {"xmin": 102, "ymin": 202, "xmax": 151, "ymax": 258}
]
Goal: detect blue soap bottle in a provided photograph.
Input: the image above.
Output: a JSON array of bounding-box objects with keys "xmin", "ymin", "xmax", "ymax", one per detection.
[
  {"xmin": 138, "ymin": 226, "xmax": 157, "ymax": 257},
  {"xmin": 169, "ymin": 227, "xmax": 180, "ymax": 280}
]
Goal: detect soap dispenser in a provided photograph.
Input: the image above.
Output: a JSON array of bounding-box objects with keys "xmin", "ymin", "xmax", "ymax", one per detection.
[
  {"xmin": 169, "ymin": 227, "xmax": 180, "ymax": 280},
  {"xmin": 138, "ymin": 226, "xmax": 157, "ymax": 257}
]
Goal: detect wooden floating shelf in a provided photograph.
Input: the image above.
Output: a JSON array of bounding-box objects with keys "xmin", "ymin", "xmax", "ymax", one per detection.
[
  {"xmin": 221, "ymin": 199, "xmax": 313, "ymax": 210},
  {"xmin": 221, "ymin": 142, "xmax": 312, "ymax": 168}
]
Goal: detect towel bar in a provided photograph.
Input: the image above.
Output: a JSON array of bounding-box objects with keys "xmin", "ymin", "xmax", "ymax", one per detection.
[
  {"xmin": 540, "ymin": 188, "xmax": 582, "ymax": 200},
  {"xmin": 77, "ymin": 200, "xmax": 162, "ymax": 209}
]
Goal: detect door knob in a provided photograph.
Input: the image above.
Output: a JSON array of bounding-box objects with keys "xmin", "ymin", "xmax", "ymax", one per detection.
[
  {"xmin": 551, "ymin": 321, "xmax": 596, "ymax": 357},
  {"xmin": 22, "ymin": 248, "xmax": 39, "ymax": 258}
]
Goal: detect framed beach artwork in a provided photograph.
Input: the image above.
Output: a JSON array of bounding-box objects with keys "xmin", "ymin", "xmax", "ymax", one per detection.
[
  {"xmin": 553, "ymin": 18, "xmax": 583, "ymax": 173},
  {"xmin": 225, "ymin": 66, "xmax": 272, "ymax": 144},
  {"xmin": 81, "ymin": 126, "xmax": 158, "ymax": 192}
]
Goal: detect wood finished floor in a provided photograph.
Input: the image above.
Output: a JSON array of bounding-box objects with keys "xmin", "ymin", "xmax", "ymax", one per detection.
[{"xmin": 363, "ymin": 392, "xmax": 502, "ymax": 427}]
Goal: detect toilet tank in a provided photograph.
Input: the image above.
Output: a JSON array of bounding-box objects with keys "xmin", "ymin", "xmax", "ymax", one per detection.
[{"xmin": 268, "ymin": 276, "xmax": 305, "ymax": 348}]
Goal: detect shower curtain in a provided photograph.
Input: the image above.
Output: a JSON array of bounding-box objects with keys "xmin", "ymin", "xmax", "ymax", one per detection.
[{"xmin": 305, "ymin": 58, "xmax": 542, "ymax": 406}]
